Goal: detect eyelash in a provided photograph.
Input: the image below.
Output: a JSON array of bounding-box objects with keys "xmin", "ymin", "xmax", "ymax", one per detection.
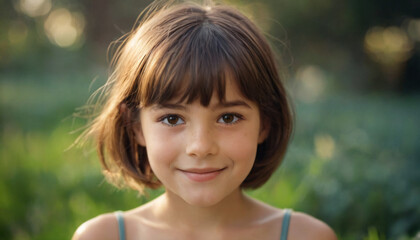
[
  {"xmin": 157, "ymin": 113, "xmax": 244, "ymax": 127},
  {"xmin": 158, "ymin": 114, "xmax": 185, "ymax": 127},
  {"xmin": 217, "ymin": 113, "xmax": 244, "ymax": 125}
]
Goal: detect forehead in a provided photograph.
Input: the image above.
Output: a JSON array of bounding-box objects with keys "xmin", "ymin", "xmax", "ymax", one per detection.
[{"xmin": 219, "ymin": 79, "xmax": 244, "ymax": 100}]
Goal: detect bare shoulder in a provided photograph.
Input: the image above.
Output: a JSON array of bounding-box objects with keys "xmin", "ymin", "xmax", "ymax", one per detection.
[
  {"xmin": 288, "ymin": 211, "xmax": 337, "ymax": 240},
  {"xmin": 72, "ymin": 213, "xmax": 119, "ymax": 240}
]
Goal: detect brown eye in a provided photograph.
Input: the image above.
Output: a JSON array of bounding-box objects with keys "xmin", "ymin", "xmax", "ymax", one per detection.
[
  {"xmin": 161, "ymin": 115, "xmax": 184, "ymax": 126},
  {"xmin": 222, "ymin": 114, "xmax": 234, "ymax": 123},
  {"xmin": 218, "ymin": 113, "xmax": 241, "ymax": 124},
  {"xmin": 167, "ymin": 116, "xmax": 179, "ymax": 124}
]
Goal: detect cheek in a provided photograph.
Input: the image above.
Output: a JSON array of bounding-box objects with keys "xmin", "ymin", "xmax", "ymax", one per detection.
[
  {"xmin": 143, "ymin": 127, "xmax": 181, "ymax": 166},
  {"xmin": 221, "ymin": 130, "xmax": 259, "ymax": 164}
]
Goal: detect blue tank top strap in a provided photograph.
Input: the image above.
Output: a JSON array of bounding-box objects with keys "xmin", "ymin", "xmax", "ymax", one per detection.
[
  {"xmin": 114, "ymin": 211, "xmax": 126, "ymax": 240},
  {"xmin": 280, "ymin": 209, "xmax": 292, "ymax": 240}
]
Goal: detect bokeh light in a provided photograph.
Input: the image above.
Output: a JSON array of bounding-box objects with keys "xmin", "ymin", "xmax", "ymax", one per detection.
[
  {"xmin": 14, "ymin": 0, "xmax": 52, "ymax": 17},
  {"xmin": 314, "ymin": 133, "xmax": 336, "ymax": 160},
  {"xmin": 364, "ymin": 26, "xmax": 414, "ymax": 66},
  {"xmin": 294, "ymin": 65, "xmax": 326, "ymax": 103},
  {"xmin": 43, "ymin": 8, "xmax": 85, "ymax": 48}
]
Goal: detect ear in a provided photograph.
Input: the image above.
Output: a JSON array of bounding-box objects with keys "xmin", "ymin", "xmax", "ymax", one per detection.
[
  {"xmin": 258, "ymin": 118, "xmax": 270, "ymax": 144},
  {"xmin": 120, "ymin": 103, "xmax": 146, "ymax": 147}
]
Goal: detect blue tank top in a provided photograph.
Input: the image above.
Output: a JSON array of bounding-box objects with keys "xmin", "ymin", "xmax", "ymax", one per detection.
[
  {"xmin": 115, "ymin": 211, "xmax": 126, "ymax": 240},
  {"xmin": 115, "ymin": 209, "xmax": 292, "ymax": 240}
]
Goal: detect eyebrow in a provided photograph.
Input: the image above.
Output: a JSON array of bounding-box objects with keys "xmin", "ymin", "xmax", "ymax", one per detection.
[
  {"xmin": 213, "ymin": 100, "xmax": 251, "ymax": 110},
  {"xmin": 152, "ymin": 100, "xmax": 251, "ymax": 110}
]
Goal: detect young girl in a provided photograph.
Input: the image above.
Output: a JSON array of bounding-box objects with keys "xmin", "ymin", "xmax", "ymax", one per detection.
[{"xmin": 73, "ymin": 1, "xmax": 337, "ymax": 239}]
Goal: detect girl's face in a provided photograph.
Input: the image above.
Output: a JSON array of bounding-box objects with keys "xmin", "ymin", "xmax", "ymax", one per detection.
[{"xmin": 135, "ymin": 80, "xmax": 268, "ymax": 207}]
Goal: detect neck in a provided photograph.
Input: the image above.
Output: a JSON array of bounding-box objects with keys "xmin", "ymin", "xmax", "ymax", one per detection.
[{"xmin": 153, "ymin": 188, "xmax": 253, "ymax": 230}]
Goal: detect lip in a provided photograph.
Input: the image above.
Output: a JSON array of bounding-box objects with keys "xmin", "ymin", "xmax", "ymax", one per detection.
[{"xmin": 179, "ymin": 168, "xmax": 226, "ymax": 182}]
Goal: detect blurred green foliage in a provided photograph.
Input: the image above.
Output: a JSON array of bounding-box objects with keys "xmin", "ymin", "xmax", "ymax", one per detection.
[
  {"xmin": 1, "ymin": 0, "xmax": 420, "ymax": 239},
  {"xmin": 1, "ymin": 72, "xmax": 419, "ymax": 239}
]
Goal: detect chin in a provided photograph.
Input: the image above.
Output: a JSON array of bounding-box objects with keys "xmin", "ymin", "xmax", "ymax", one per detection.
[{"xmin": 181, "ymin": 191, "xmax": 226, "ymax": 208}]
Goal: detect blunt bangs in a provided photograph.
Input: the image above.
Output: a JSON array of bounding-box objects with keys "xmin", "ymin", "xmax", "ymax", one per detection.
[
  {"xmin": 138, "ymin": 5, "xmax": 270, "ymax": 108},
  {"xmin": 139, "ymin": 22, "xmax": 230, "ymax": 106}
]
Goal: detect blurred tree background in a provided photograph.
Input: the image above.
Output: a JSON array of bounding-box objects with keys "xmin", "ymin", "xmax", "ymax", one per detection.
[{"xmin": 1, "ymin": 0, "xmax": 419, "ymax": 239}]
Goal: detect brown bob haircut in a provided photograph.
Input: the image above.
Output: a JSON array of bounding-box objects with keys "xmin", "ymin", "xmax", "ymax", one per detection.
[{"xmin": 86, "ymin": 0, "xmax": 293, "ymax": 193}]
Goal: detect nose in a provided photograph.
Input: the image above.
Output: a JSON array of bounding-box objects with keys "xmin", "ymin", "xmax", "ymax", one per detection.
[{"xmin": 185, "ymin": 124, "xmax": 219, "ymax": 159}]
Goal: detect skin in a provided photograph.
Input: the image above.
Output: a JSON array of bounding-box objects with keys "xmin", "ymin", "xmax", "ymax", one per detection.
[{"xmin": 73, "ymin": 80, "xmax": 337, "ymax": 240}]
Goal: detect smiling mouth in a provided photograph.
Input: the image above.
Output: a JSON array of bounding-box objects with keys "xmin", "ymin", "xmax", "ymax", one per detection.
[{"xmin": 179, "ymin": 168, "xmax": 226, "ymax": 182}]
